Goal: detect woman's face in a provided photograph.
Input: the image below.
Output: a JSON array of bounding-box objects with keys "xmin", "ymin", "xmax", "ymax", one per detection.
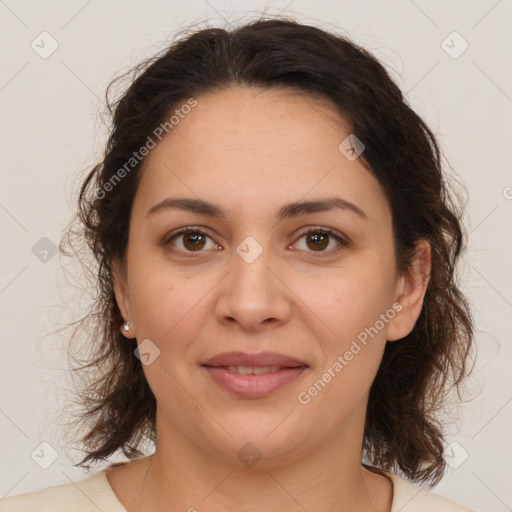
[{"xmin": 114, "ymin": 85, "xmax": 429, "ymax": 467}]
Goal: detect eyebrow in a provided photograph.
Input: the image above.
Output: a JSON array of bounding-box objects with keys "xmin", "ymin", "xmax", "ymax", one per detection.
[{"xmin": 146, "ymin": 196, "xmax": 368, "ymax": 221}]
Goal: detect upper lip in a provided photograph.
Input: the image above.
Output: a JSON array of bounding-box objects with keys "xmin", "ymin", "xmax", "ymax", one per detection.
[{"xmin": 201, "ymin": 351, "xmax": 308, "ymax": 368}]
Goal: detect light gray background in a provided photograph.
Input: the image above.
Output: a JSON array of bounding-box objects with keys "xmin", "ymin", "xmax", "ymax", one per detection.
[{"xmin": 1, "ymin": 1, "xmax": 511, "ymax": 511}]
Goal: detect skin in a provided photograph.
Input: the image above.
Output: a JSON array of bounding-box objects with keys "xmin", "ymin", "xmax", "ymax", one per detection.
[{"xmin": 108, "ymin": 85, "xmax": 431, "ymax": 512}]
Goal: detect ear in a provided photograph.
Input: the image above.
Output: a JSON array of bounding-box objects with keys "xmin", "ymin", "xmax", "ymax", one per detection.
[
  {"xmin": 112, "ymin": 258, "xmax": 135, "ymax": 338},
  {"xmin": 387, "ymin": 240, "xmax": 431, "ymax": 342}
]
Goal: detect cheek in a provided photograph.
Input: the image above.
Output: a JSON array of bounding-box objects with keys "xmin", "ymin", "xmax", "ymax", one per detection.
[
  {"xmin": 130, "ymin": 274, "xmax": 195, "ymax": 338},
  {"xmin": 127, "ymin": 253, "xmax": 216, "ymax": 352},
  {"xmin": 127, "ymin": 249, "xmax": 177, "ymax": 328},
  {"xmin": 296, "ymin": 269, "xmax": 395, "ymax": 422},
  {"xmin": 298, "ymin": 255, "xmax": 397, "ymax": 348}
]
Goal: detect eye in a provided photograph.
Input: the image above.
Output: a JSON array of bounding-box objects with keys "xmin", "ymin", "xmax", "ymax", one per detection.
[
  {"xmin": 164, "ymin": 226, "xmax": 349, "ymax": 256},
  {"xmin": 164, "ymin": 228, "xmax": 218, "ymax": 254},
  {"xmin": 293, "ymin": 227, "xmax": 349, "ymax": 254}
]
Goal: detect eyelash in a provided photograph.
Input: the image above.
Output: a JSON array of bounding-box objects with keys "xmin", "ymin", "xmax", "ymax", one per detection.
[{"xmin": 164, "ymin": 226, "xmax": 349, "ymax": 257}]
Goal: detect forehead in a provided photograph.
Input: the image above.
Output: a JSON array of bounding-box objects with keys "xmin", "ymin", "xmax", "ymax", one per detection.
[{"xmin": 134, "ymin": 86, "xmax": 391, "ymax": 225}]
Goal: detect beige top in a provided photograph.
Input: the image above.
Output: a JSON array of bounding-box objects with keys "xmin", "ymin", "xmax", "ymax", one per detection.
[{"xmin": 0, "ymin": 470, "xmax": 478, "ymax": 511}]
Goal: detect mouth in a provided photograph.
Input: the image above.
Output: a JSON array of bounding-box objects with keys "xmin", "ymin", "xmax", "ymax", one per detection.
[
  {"xmin": 201, "ymin": 351, "xmax": 309, "ymax": 398},
  {"xmin": 223, "ymin": 365, "xmax": 298, "ymax": 374}
]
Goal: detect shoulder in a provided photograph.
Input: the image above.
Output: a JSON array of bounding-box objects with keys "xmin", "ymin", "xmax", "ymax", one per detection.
[
  {"xmin": 388, "ymin": 473, "xmax": 479, "ymax": 512},
  {"xmin": 0, "ymin": 471, "xmax": 126, "ymax": 512}
]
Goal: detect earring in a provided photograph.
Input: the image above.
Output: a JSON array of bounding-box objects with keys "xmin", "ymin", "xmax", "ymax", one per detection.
[{"xmin": 122, "ymin": 321, "xmax": 130, "ymax": 332}]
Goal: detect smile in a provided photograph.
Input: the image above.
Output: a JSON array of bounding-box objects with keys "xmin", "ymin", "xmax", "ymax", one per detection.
[
  {"xmin": 202, "ymin": 365, "xmax": 308, "ymax": 398},
  {"xmin": 226, "ymin": 365, "xmax": 282, "ymax": 374}
]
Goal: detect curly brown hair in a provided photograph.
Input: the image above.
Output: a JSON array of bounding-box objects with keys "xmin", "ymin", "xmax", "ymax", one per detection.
[{"xmin": 60, "ymin": 17, "xmax": 474, "ymax": 485}]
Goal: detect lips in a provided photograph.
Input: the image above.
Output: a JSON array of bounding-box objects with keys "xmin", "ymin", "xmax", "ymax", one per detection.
[
  {"xmin": 201, "ymin": 351, "xmax": 309, "ymax": 398},
  {"xmin": 201, "ymin": 351, "xmax": 308, "ymax": 368}
]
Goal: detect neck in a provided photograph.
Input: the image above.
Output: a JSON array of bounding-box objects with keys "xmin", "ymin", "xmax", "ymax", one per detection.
[{"xmin": 135, "ymin": 414, "xmax": 392, "ymax": 512}]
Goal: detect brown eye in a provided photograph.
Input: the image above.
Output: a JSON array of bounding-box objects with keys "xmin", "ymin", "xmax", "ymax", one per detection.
[
  {"xmin": 165, "ymin": 229, "xmax": 216, "ymax": 253},
  {"xmin": 295, "ymin": 228, "xmax": 348, "ymax": 254},
  {"xmin": 182, "ymin": 232, "xmax": 207, "ymax": 251},
  {"xmin": 305, "ymin": 232, "xmax": 329, "ymax": 251}
]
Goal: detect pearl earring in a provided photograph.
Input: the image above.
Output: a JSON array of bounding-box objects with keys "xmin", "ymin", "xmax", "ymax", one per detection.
[{"xmin": 122, "ymin": 321, "xmax": 130, "ymax": 332}]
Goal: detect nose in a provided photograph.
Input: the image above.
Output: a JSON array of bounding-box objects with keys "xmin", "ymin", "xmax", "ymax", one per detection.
[{"xmin": 214, "ymin": 241, "xmax": 292, "ymax": 332}]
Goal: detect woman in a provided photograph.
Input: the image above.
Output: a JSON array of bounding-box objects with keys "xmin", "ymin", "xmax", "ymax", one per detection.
[{"xmin": 1, "ymin": 17, "xmax": 477, "ymax": 512}]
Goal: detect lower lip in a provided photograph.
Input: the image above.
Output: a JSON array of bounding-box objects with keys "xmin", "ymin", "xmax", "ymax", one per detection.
[{"xmin": 202, "ymin": 366, "xmax": 308, "ymax": 398}]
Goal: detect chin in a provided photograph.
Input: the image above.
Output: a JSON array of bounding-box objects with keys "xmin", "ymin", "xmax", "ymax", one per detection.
[{"xmin": 199, "ymin": 412, "xmax": 311, "ymax": 467}]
